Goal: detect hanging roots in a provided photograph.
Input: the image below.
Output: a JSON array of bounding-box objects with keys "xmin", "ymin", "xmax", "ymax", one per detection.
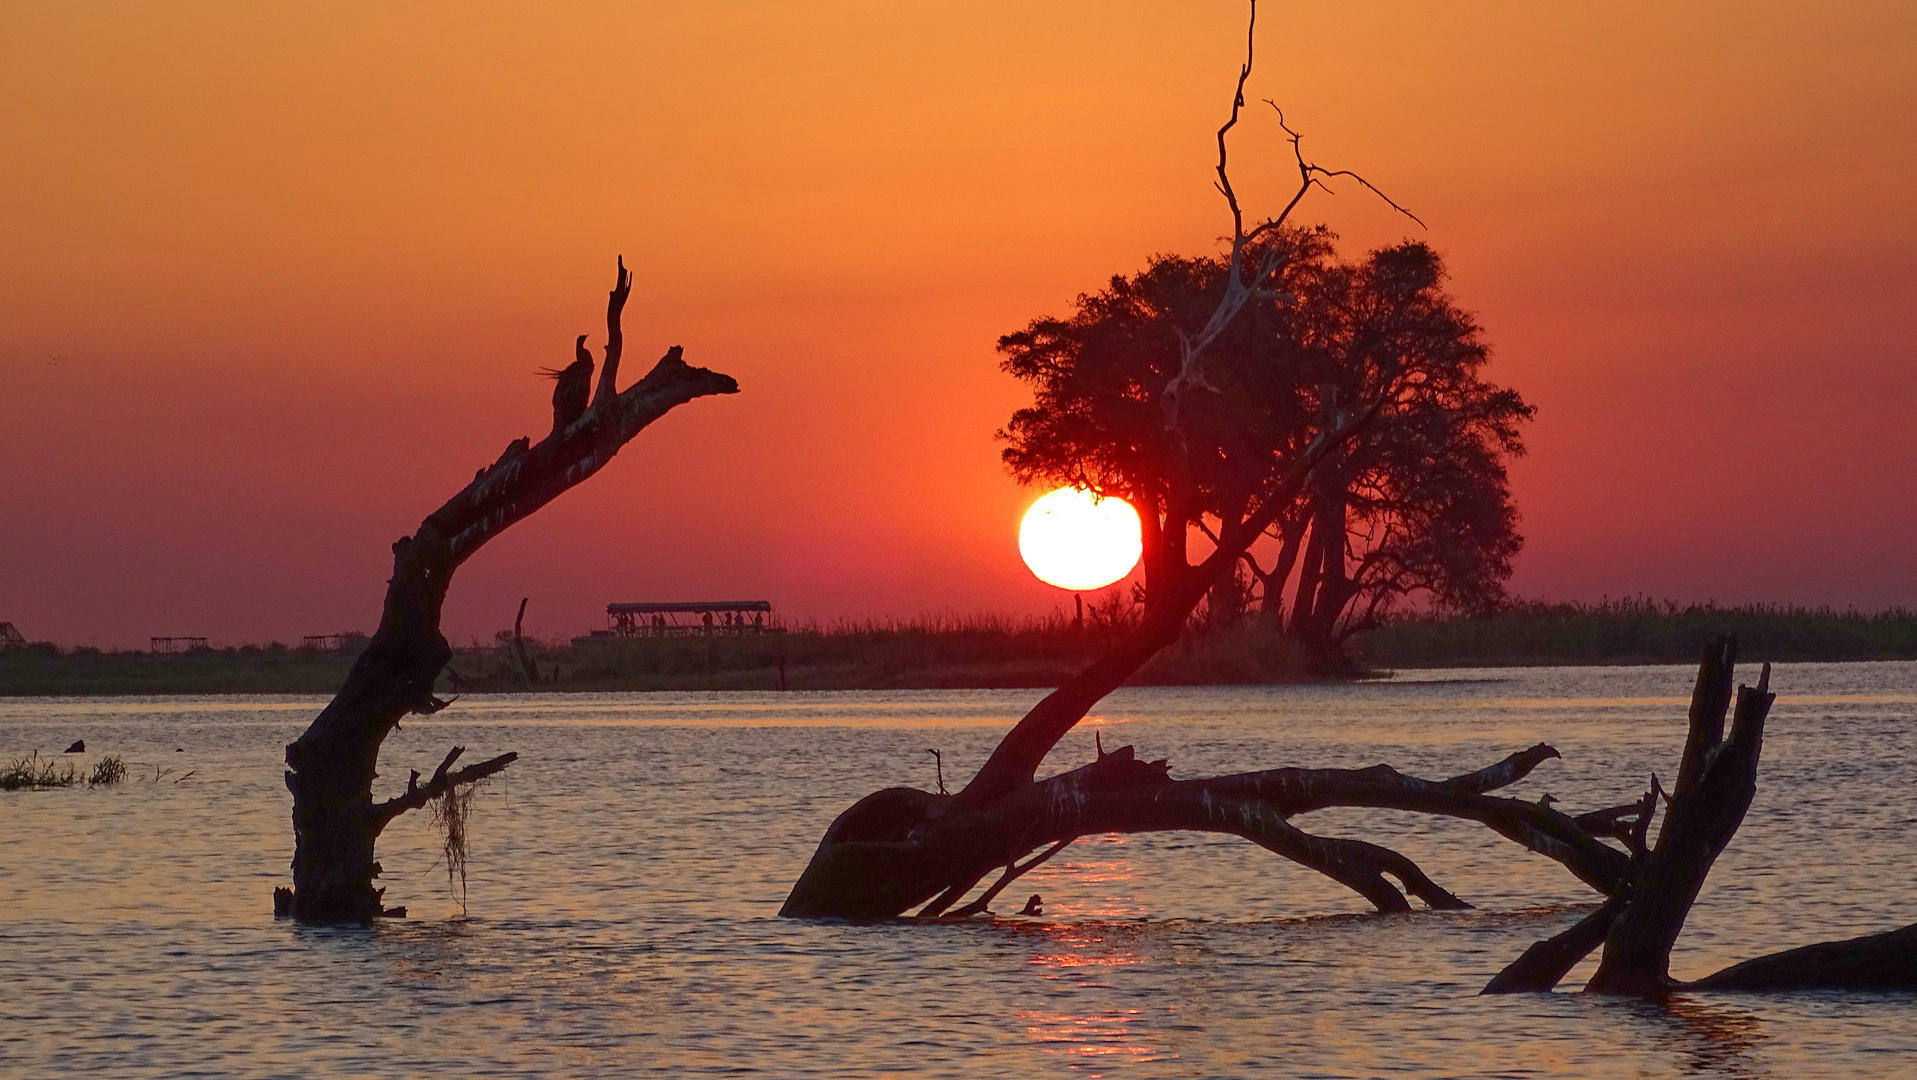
[{"xmin": 430, "ymin": 782, "xmax": 481, "ymax": 916}]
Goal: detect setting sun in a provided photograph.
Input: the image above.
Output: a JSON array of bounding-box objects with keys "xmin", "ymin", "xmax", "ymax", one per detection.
[{"xmin": 1017, "ymin": 487, "xmax": 1143, "ymax": 591}]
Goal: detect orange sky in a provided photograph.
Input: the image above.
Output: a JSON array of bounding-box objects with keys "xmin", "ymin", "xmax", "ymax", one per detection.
[{"xmin": 3, "ymin": 1, "xmax": 1914, "ymax": 648}]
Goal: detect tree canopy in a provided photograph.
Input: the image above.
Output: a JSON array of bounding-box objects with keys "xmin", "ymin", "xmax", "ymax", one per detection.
[{"xmin": 998, "ymin": 230, "xmax": 1531, "ymax": 671}]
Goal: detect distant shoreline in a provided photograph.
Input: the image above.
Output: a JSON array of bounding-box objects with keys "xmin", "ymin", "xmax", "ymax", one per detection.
[
  {"xmin": 1358, "ymin": 601, "xmax": 1917, "ymax": 671},
  {"xmin": 5, "ymin": 604, "xmax": 1913, "ymax": 696},
  {"xmin": 0, "ymin": 623, "xmax": 1295, "ymax": 697}
]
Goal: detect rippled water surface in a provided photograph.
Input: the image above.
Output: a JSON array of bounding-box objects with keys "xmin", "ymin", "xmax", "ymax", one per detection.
[{"xmin": 5, "ymin": 662, "xmax": 1917, "ymax": 1077}]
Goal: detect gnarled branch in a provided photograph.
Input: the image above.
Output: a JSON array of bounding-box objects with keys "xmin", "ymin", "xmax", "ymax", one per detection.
[
  {"xmin": 281, "ymin": 257, "xmax": 736, "ymax": 921},
  {"xmin": 375, "ymin": 746, "xmax": 518, "ymax": 828},
  {"xmin": 1486, "ymin": 637, "xmax": 1785, "ymax": 995},
  {"xmin": 784, "ymin": 740, "xmax": 1627, "ymax": 920}
]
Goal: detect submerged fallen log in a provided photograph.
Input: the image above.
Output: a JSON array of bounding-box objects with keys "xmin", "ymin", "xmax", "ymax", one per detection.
[
  {"xmin": 783, "ymin": 737, "xmax": 1631, "ymax": 919},
  {"xmin": 1690, "ymin": 924, "xmax": 1917, "ymax": 991},
  {"xmin": 1486, "ymin": 635, "xmax": 1917, "ymax": 995}
]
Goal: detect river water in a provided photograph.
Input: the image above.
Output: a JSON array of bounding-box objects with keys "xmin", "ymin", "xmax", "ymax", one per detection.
[{"xmin": 3, "ymin": 662, "xmax": 1915, "ymax": 1078}]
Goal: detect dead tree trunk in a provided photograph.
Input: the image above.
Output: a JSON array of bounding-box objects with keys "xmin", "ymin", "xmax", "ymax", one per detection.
[
  {"xmin": 784, "ymin": 739, "xmax": 1630, "ymax": 919},
  {"xmin": 276, "ymin": 259, "xmax": 736, "ymax": 921},
  {"xmin": 1482, "ymin": 635, "xmax": 1762, "ymax": 993},
  {"xmin": 1486, "ymin": 635, "xmax": 1917, "ymax": 994},
  {"xmin": 1582, "ymin": 637, "xmax": 1769, "ymax": 993}
]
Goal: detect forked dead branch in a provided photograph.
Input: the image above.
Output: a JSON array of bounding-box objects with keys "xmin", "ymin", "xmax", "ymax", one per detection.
[
  {"xmin": 1486, "ymin": 635, "xmax": 1917, "ymax": 995},
  {"xmin": 781, "ymin": 0, "xmax": 1628, "ymax": 920},
  {"xmin": 277, "ymin": 260, "xmax": 737, "ymax": 921}
]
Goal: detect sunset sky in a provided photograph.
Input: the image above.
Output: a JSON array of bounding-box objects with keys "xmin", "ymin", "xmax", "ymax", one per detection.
[{"xmin": 4, "ymin": 1, "xmax": 1913, "ymax": 648}]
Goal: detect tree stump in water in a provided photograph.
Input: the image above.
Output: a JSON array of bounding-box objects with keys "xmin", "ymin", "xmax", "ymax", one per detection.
[
  {"xmin": 280, "ymin": 259, "xmax": 737, "ymax": 921},
  {"xmin": 1487, "ymin": 634, "xmax": 1917, "ymax": 995}
]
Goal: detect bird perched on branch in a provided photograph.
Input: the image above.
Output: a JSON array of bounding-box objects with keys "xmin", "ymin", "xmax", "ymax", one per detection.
[{"xmin": 539, "ymin": 335, "xmax": 594, "ymax": 434}]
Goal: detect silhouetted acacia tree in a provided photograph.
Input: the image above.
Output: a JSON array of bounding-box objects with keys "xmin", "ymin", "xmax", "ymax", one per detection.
[
  {"xmin": 782, "ymin": 0, "xmax": 1624, "ymax": 920},
  {"xmin": 997, "ymin": 228, "xmax": 1331, "ymax": 614},
  {"xmin": 277, "ymin": 260, "xmax": 736, "ymax": 921},
  {"xmin": 1272, "ymin": 243, "xmax": 1530, "ymax": 669},
  {"xmin": 999, "ymin": 236, "xmax": 1531, "ymax": 673}
]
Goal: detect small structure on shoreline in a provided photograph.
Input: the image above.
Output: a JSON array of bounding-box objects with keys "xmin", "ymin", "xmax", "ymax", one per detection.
[
  {"xmin": 301, "ymin": 631, "xmax": 369, "ymax": 653},
  {"xmin": 600, "ymin": 601, "xmax": 778, "ymax": 638},
  {"xmin": 150, "ymin": 636, "xmax": 209, "ymax": 655}
]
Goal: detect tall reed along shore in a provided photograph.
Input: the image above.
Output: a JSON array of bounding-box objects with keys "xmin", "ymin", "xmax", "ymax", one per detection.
[{"xmin": 1359, "ymin": 600, "xmax": 1917, "ymax": 668}]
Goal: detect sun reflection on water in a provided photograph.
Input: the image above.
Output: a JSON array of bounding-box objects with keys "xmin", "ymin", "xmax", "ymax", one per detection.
[
  {"xmin": 1018, "ymin": 1007, "xmax": 1175, "ymax": 1073},
  {"xmin": 1002, "ymin": 837, "xmax": 1187, "ymax": 1072}
]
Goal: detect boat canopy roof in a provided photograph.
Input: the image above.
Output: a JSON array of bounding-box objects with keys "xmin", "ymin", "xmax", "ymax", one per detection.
[{"xmin": 607, "ymin": 601, "xmax": 772, "ymax": 615}]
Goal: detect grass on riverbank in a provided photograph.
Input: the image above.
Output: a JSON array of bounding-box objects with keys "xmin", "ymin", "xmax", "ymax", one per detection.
[{"xmin": 1356, "ymin": 600, "xmax": 1917, "ymax": 667}]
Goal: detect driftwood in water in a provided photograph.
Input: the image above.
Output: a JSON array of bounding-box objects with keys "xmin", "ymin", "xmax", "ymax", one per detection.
[
  {"xmin": 783, "ymin": 737, "xmax": 1630, "ymax": 919},
  {"xmin": 1690, "ymin": 924, "xmax": 1917, "ymax": 991},
  {"xmin": 1487, "ymin": 635, "xmax": 1917, "ymax": 995},
  {"xmin": 277, "ymin": 259, "xmax": 737, "ymax": 921}
]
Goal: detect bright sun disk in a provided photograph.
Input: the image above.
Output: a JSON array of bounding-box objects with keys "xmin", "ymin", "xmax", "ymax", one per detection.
[{"xmin": 1018, "ymin": 487, "xmax": 1143, "ymax": 591}]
